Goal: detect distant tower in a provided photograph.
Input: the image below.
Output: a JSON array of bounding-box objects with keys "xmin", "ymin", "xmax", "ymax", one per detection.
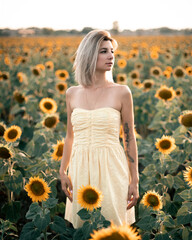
[{"xmin": 112, "ymin": 21, "xmax": 120, "ymax": 34}]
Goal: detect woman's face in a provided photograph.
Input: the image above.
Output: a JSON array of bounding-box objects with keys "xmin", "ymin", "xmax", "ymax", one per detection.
[{"xmin": 96, "ymin": 40, "xmax": 114, "ymax": 72}]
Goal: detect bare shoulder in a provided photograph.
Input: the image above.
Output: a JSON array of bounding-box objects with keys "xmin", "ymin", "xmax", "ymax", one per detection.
[
  {"xmin": 66, "ymin": 85, "xmax": 81, "ymax": 98},
  {"xmin": 111, "ymin": 83, "xmax": 132, "ymax": 97}
]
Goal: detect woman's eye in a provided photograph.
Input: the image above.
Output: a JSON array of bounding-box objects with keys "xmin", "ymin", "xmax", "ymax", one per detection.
[{"xmin": 100, "ymin": 51, "xmax": 107, "ymax": 53}]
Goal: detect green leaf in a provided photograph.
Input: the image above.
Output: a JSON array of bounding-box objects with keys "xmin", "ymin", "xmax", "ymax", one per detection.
[
  {"xmin": 42, "ymin": 198, "xmax": 58, "ymax": 209},
  {"xmin": 50, "ymin": 216, "xmax": 66, "ymax": 234},
  {"xmin": 137, "ymin": 216, "xmax": 156, "ymax": 230},
  {"xmin": 73, "ymin": 228, "xmax": 84, "ymax": 240},
  {"xmin": 26, "ymin": 202, "xmax": 42, "ymax": 220},
  {"xmin": 82, "ymin": 221, "xmax": 95, "ymax": 239},
  {"xmin": 178, "ymin": 189, "xmax": 192, "ymax": 201},
  {"xmin": 77, "ymin": 209, "xmax": 91, "ymax": 220},
  {"xmin": 33, "ymin": 211, "xmax": 51, "ymax": 232},
  {"xmin": 182, "ymin": 228, "xmax": 189, "ymax": 240},
  {"xmin": 184, "ymin": 141, "xmax": 192, "ymax": 154},
  {"xmin": 155, "ymin": 233, "xmax": 171, "ymax": 240},
  {"xmin": 161, "ymin": 174, "xmax": 174, "ymax": 188},
  {"xmin": 19, "ymin": 222, "xmax": 41, "ymax": 240},
  {"xmin": 0, "ymin": 161, "xmax": 8, "ymax": 175},
  {"xmin": 1, "ymin": 201, "xmax": 21, "ymax": 223},
  {"xmin": 163, "ymin": 215, "xmax": 175, "ymax": 228},
  {"xmin": 4, "ymin": 170, "xmax": 23, "ymax": 194}
]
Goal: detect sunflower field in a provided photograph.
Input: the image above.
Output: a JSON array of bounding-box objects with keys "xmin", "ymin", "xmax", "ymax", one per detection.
[{"xmin": 0, "ymin": 35, "xmax": 192, "ymax": 240}]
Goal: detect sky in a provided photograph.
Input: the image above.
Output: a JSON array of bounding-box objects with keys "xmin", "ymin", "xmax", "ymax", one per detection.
[{"xmin": 1, "ymin": 0, "xmax": 192, "ymax": 31}]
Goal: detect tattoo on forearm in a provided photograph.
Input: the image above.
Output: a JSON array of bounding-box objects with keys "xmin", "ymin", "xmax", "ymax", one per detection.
[{"xmin": 124, "ymin": 122, "xmax": 135, "ymax": 163}]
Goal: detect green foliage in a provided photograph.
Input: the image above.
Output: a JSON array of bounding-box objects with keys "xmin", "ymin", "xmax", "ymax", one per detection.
[{"xmin": 0, "ymin": 36, "xmax": 192, "ymax": 239}]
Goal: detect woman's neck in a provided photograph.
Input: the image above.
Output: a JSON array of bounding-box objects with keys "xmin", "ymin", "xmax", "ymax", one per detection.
[{"xmin": 92, "ymin": 71, "xmax": 109, "ymax": 88}]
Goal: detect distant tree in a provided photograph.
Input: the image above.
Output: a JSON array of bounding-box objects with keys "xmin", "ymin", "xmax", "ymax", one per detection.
[
  {"xmin": 111, "ymin": 21, "xmax": 120, "ymax": 35},
  {"xmin": 81, "ymin": 27, "xmax": 94, "ymax": 34},
  {"xmin": 42, "ymin": 28, "xmax": 54, "ymax": 35}
]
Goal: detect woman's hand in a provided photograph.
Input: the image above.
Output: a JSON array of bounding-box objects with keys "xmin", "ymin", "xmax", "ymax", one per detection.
[
  {"xmin": 60, "ymin": 172, "xmax": 73, "ymax": 202},
  {"xmin": 127, "ymin": 181, "xmax": 139, "ymax": 210}
]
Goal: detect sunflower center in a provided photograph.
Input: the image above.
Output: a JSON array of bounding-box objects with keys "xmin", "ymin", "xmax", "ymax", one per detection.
[
  {"xmin": 60, "ymin": 72, "xmax": 66, "ymax": 78},
  {"xmin": 8, "ymin": 129, "xmax": 18, "ymax": 140},
  {"xmin": 44, "ymin": 102, "xmax": 53, "ymax": 110},
  {"xmin": 0, "ymin": 147, "xmax": 11, "ymax": 159},
  {"xmin": 56, "ymin": 144, "xmax": 64, "ymax": 157},
  {"xmin": 14, "ymin": 93, "xmax": 25, "ymax": 103},
  {"xmin": 181, "ymin": 114, "xmax": 192, "ymax": 127},
  {"xmin": 99, "ymin": 232, "xmax": 125, "ymax": 240},
  {"xmin": 153, "ymin": 69, "xmax": 160, "ymax": 75},
  {"xmin": 2, "ymin": 74, "xmax": 8, "ymax": 80},
  {"xmin": 176, "ymin": 90, "xmax": 181, "ymax": 96},
  {"xmin": 159, "ymin": 89, "xmax": 172, "ymax": 100},
  {"xmin": 33, "ymin": 68, "xmax": 40, "ymax": 76},
  {"xmin": 30, "ymin": 181, "xmax": 45, "ymax": 196},
  {"xmin": 147, "ymin": 195, "xmax": 159, "ymax": 207},
  {"xmin": 131, "ymin": 73, "xmax": 137, "ymax": 79},
  {"xmin": 159, "ymin": 140, "xmax": 171, "ymax": 149},
  {"xmin": 119, "ymin": 77, "xmax": 125, "ymax": 82},
  {"xmin": 0, "ymin": 125, "xmax": 5, "ymax": 136},
  {"xmin": 83, "ymin": 189, "xmax": 99, "ymax": 204},
  {"xmin": 58, "ymin": 84, "xmax": 65, "ymax": 90},
  {"xmin": 145, "ymin": 82, "xmax": 152, "ymax": 88},
  {"xmin": 175, "ymin": 69, "xmax": 184, "ymax": 77},
  {"xmin": 44, "ymin": 117, "xmax": 57, "ymax": 128}
]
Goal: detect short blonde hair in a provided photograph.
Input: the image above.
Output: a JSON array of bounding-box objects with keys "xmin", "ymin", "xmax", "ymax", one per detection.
[{"xmin": 73, "ymin": 30, "xmax": 118, "ymax": 87}]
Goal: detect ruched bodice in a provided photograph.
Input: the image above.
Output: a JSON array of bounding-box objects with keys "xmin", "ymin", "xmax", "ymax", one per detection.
[
  {"xmin": 65, "ymin": 107, "xmax": 135, "ymax": 228},
  {"xmin": 71, "ymin": 107, "xmax": 121, "ymax": 148}
]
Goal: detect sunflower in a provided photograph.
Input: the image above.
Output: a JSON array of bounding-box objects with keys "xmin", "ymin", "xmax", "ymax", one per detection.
[
  {"xmin": 17, "ymin": 72, "xmax": 23, "ymax": 82},
  {"xmin": 150, "ymin": 51, "xmax": 159, "ymax": 59},
  {"xmin": 0, "ymin": 144, "xmax": 13, "ymax": 159},
  {"xmin": 155, "ymin": 85, "xmax": 176, "ymax": 101},
  {"xmin": 183, "ymin": 166, "xmax": 192, "ymax": 187},
  {"xmin": 173, "ymin": 66, "xmax": 186, "ymax": 79},
  {"xmin": 143, "ymin": 79, "xmax": 154, "ymax": 91},
  {"xmin": 4, "ymin": 56, "xmax": 11, "ymax": 65},
  {"xmin": 13, "ymin": 91, "xmax": 26, "ymax": 104},
  {"xmin": 150, "ymin": 66, "xmax": 163, "ymax": 78},
  {"xmin": 3, "ymin": 125, "xmax": 22, "ymax": 142},
  {"xmin": 43, "ymin": 114, "xmax": 59, "ymax": 129},
  {"xmin": 90, "ymin": 222, "xmax": 141, "ymax": 240},
  {"xmin": 56, "ymin": 82, "xmax": 68, "ymax": 94},
  {"xmin": 129, "ymin": 70, "xmax": 140, "ymax": 80},
  {"xmin": 185, "ymin": 66, "xmax": 192, "ymax": 76},
  {"xmin": 77, "ymin": 185, "xmax": 103, "ymax": 211},
  {"xmin": 166, "ymin": 66, "xmax": 173, "ymax": 73},
  {"xmin": 45, "ymin": 61, "xmax": 54, "ymax": 71},
  {"xmin": 163, "ymin": 70, "xmax": 171, "ymax": 79},
  {"xmin": 52, "ymin": 139, "xmax": 65, "ymax": 161},
  {"xmin": 132, "ymin": 79, "xmax": 142, "ymax": 88},
  {"xmin": 0, "ymin": 122, "xmax": 6, "ymax": 137},
  {"xmin": 117, "ymin": 59, "xmax": 127, "ymax": 69},
  {"xmin": 175, "ymin": 88, "xmax": 183, "ymax": 97},
  {"xmin": 55, "ymin": 69, "xmax": 69, "ymax": 81},
  {"xmin": 178, "ymin": 110, "xmax": 192, "ymax": 128},
  {"xmin": 155, "ymin": 135, "xmax": 176, "ymax": 155},
  {"xmin": 39, "ymin": 98, "xmax": 57, "ymax": 114},
  {"xmin": 36, "ymin": 64, "xmax": 45, "ymax": 71},
  {"xmin": 0, "ymin": 71, "xmax": 2, "ymax": 81},
  {"xmin": 116, "ymin": 74, "xmax": 127, "ymax": 85},
  {"xmin": 25, "ymin": 176, "xmax": 51, "ymax": 202},
  {"xmin": 32, "ymin": 66, "xmax": 41, "ymax": 76},
  {"xmin": 134, "ymin": 62, "xmax": 144, "ymax": 71},
  {"xmin": 2, "ymin": 72, "xmax": 10, "ymax": 81},
  {"xmin": 141, "ymin": 190, "xmax": 163, "ymax": 211},
  {"xmin": 119, "ymin": 125, "xmax": 123, "ymax": 139}
]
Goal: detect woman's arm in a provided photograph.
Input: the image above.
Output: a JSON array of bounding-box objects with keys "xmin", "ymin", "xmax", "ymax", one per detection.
[
  {"xmin": 59, "ymin": 87, "xmax": 74, "ymax": 202},
  {"xmin": 120, "ymin": 85, "xmax": 139, "ymax": 210}
]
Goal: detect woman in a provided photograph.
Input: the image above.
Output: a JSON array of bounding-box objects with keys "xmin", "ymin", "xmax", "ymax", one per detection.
[{"xmin": 59, "ymin": 30, "xmax": 139, "ymax": 228}]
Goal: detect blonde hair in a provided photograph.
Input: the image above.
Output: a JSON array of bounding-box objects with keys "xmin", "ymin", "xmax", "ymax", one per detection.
[{"xmin": 73, "ymin": 30, "xmax": 118, "ymax": 87}]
